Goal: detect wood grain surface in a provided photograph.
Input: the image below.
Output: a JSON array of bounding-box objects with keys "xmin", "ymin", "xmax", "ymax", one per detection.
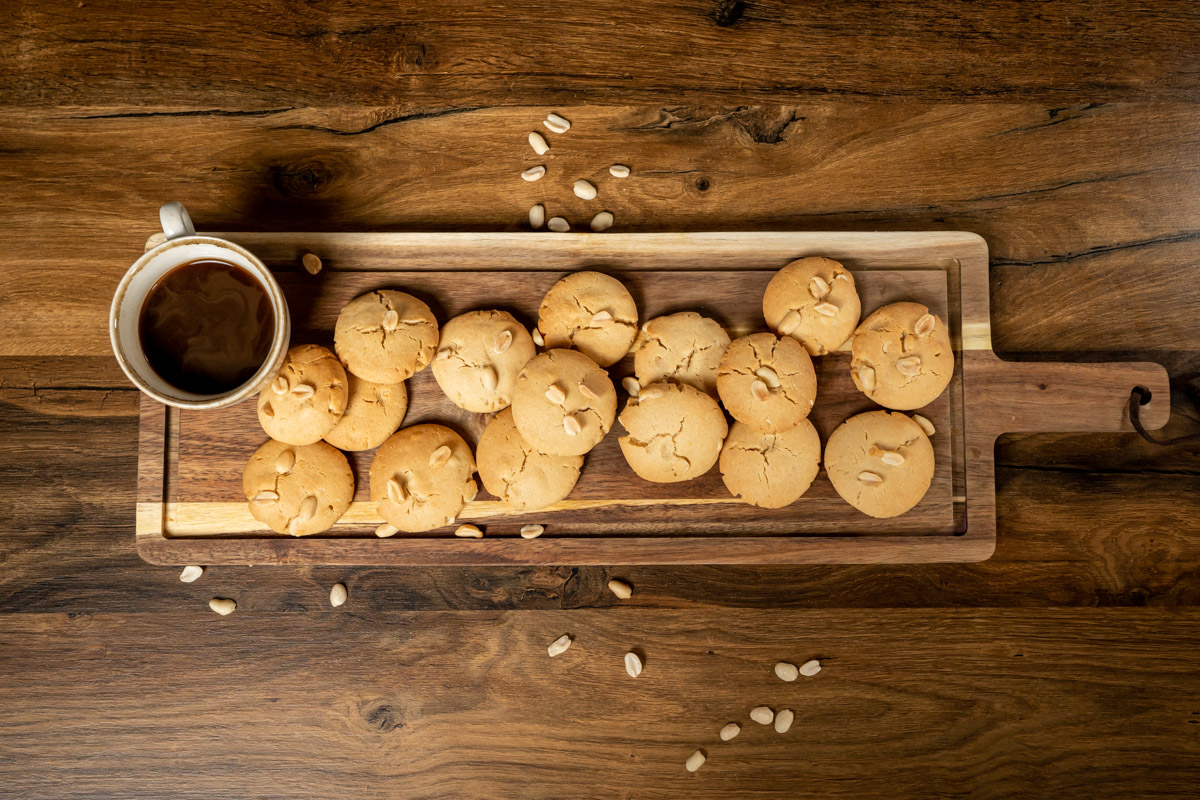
[{"xmin": 4, "ymin": 0, "xmax": 1200, "ymax": 796}]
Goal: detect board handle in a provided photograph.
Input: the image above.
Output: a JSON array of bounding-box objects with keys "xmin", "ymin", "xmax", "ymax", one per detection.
[{"xmin": 978, "ymin": 357, "xmax": 1170, "ymax": 435}]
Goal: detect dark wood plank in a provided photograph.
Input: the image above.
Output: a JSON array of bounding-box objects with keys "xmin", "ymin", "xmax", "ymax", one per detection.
[
  {"xmin": 2, "ymin": 609, "xmax": 1199, "ymax": 799},
  {"xmin": 2, "ymin": 104, "xmax": 1199, "ymax": 359},
  {"xmin": 5, "ymin": 2, "xmax": 1200, "ymax": 104}
]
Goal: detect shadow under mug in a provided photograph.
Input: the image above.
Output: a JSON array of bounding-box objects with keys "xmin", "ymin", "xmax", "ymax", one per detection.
[{"xmin": 109, "ymin": 202, "xmax": 291, "ymax": 410}]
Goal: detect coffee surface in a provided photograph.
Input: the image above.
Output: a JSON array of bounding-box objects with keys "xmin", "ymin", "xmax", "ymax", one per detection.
[{"xmin": 139, "ymin": 259, "xmax": 274, "ymax": 395}]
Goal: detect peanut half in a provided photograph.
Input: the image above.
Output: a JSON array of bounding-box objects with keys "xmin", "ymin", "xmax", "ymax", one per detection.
[
  {"xmin": 774, "ymin": 661, "xmax": 799, "ymax": 682},
  {"xmin": 547, "ymin": 634, "xmax": 573, "ymax": 657},
  {"xmin": 607, "ymin": 579, "xmax": 633, "ymax": 599},
  {"xmin": 179, "ymin": 565, "xmax": 204, "ymax": 583},
  {"xmin": 329, "ymin": 583, "xmax": 347, "ymax": 607}
]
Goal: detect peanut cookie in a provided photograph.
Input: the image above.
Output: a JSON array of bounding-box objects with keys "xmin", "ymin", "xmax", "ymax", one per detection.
[
  {"xmin": 719, "ymin": 420, "xmax": 821, "ymax": 508},
  {"xmin": 334, "ymin": 290, "xmax": 439, "ymax": 383},
  {"xmin": 431, "ymin": 310, "xmax": 537, "ymax": 413},
  {"xmin": 850, "ymin": 302, "xmax": 953, "ymax": 410},
  {"xmin": 477, "ymin": 407, "xmax": 583, "ymax": 510},
  {"xmin": 256, "ymin": 344, "xmax": 348, "ymax": 446},
  {"xmin": 537, "ymin": 271, "xmax": 638, "ymax": 367},
  {"xmin": 762, "ymin": 257, "xmax": 861, "ymax": 356},
  {"xmin": 323, "ymin": 374, "xmax": 408, "ymax": 452},
  {"xmin": 716, "ymin": 333, "xmax": 817, "ymax": 434},
  {"xmin": 618, "ymin": 382, "xmax": 728, "ymax": 483},
  {"xmin": 243, "ymin": 439, "xmax": 354, "ymax": 536},
  {"xmin": 824, "ymin": 410, "xmax": 934, "ymax": 518},
  {"xmin": 370, "ymin": 424, "xmax": 478, "ymax": 532},
  {"xmin": 633, "ymin": 311, "xmax": 731, "ymax": 397},
  {"xmin": 511, "ymin": 349, "xmax": 617, "ymax": 456}
]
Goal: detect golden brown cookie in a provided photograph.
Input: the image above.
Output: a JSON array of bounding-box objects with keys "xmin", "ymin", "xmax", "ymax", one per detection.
[
  {"xmin": 716, "ymin": 333, "xmax": 816, "ymax": 434},
  {"xmin": 477, "ymin": 408, "xmax": 583, "ymax": 510},
  {"xmin": 256, "ymin": 344, "xmax": 348, "ymax": 446},
  {"xmin": 719, "ymin": 420, "xmax": 821, "ymax": 508},
  {"xmin": 850, "ymin": 302, "xmax": 953, "ymax": 410},
  {"xmin": 634, "ymin": 311, "xmax": 731, "ymax": 397},
  {"xmin": 511, "ymin": 349, "xmax": 617, "ymax": 456},
  {"xmin": 824, "ymin": 410, "xmax": 934, "ymax": 518},
  {"xmin": 617, "ymin": 382, "xmax": 728, "ymax": 483},
  {"xmin": 243, "ymin": 439, "xmax": 353, "ymax": 536},
  {"xmin": 370, "ymin": 424, "xmax": 478, "ymax": 532},
  {"xmin": 323, "ymin": 374, "xmax": 408, "ymax": 452},
  {"xmin": 334, "ymin": 290, "xmax": 439, "ymax": 383},
  {"xmin": 763, "ymin": 257, "xmax": 861, "ymax": 356},
  {"xmin": 537, "ymin": 271, "xmax": 638, "ymax": 367},
  {"xmin": 431, "ymin": 310, "xmax": 537, "ymax": 413}
]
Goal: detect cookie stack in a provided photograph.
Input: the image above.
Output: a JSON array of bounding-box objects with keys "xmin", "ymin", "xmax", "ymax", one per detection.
[{"xmin": 242, "ymin": 256, "xmax": 956, "ymax": 537}]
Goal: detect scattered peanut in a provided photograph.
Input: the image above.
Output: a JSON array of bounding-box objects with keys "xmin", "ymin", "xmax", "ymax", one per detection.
[
  {"xmin": 685, "ymin": 750, "xmax": 706, "ymax": 773},
  {"xmin": 375, "ymin": 523, "xmax": 400, "ymax": 538},
  {"xmin": 775, "ymin": 661, "xmax": 799, "ymax": 682},
  {"xmin": 529, "ymin": 203, "xmax": 546, "ymax": 229},
  {"xmin": 532, "ymin": 328, "xmax": 545, "ymax": 346},
  {"xmin": 774, "ymin": 708, "xmax": 794, "ymax": 733},
  {"xmin": 912, "ymin": 414, "xmax": 936, "ymax": 436},
  {"xmin": 750, "ymin": 706, "xmax": 774, "ymax": 725},
  {"xmin": 799, "ymin": 659, "xmax": 822, "ymax": 676},
  {"xmin": 590, "ymin": 211, "xmax": 614, "ymax": 231},
  {"xmin": 209, "ymin": 598, "xmax": 236, "ymax": 616},
  {"xmin": 607, "ymin": 579, "xmax": 633, "ymax": 599},
  {"xmin": 179, "ymin": 565, "xmax": 203, "ymax": 583},
  {"xmin": 625, "ymin": 651, "xmax": 643, "ymax": 678},
  {"xmin": 455, "ymin": 524, "xmax": 483, "ymax": 538},
  {"xmin": 609, "ymin": 164, "xmax": 631, "ymax": 178},
  {"xmin": 547, "ymin": 634, "xmax": 573, "ymax": 657},
  {"xmin": 520, "ymin": 524, "xmax": 545, "ymax": 539},
  {"xmin": 544, "ymin": 113, "xmax": 571, "ymax": 134},
  {"xmin": 573, "ymin": 179, "xmax": 598, "ymax": 200},
  {"xmin": 522, "ymin": 165, "xmax": 546, "ymax": 182},
  {"xmin": 720, "ymin": 723, "xmax": 741, "ymax": 741},
  {"xmin": 301, "ymin": 252, "xmax": 322, "ymax": 275},
  {"xmin": 621, "ymin": 377, "xmax": 640, "ymax": 396},
  {"xmin": 529, "ymin": 131, "xmax": 550, "ymax": 155},
  {"xmin": 547, "ymin": 216, "xmax": 570, "ymax": 232},
  {"xmin": 329, "ymin": 583, "xmax": 347, "ymax": 607}
]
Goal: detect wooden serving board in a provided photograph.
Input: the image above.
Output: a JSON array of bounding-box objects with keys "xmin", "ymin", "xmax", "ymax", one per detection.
[{"xmin": 136, "ymin": 232, "xmax": 1170, "ymax": 566}]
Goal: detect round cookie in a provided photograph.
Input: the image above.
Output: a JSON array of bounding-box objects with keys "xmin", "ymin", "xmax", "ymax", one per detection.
[
  {"xmin": 824, "ymin": 410, "xmax": 934, "ymax": 519},
  {"xmin": 537, "ymin": 271, "xmax": 638, "ymax": 367},
  {"xmin": 618, "ymin": 382, "xmax": 728, "ymax": 483},
  {"xmin": 477, "ymin": 407, "xmax": 583, "ymax": 510},
  {"xmin": 323, "ymin": 374, "xmax": 408, "ymax": 451},
  {"xmin": 719, "ymin": 420, "xmax": 821, "ymax": 508},
  {"xmin": 850, "ymin": 302, "xmax": 953, "ymax": 410},
  {"xmin": 511, "ymin": 349, "xmax": 617, "ymax": 457},
  {"xmin": 334, "ymin": 290, "xmax": 439, "ymax": 383},
  {"xmin": 243, "ymin": 439, "xmax": 353, "ymax": 536},
  {"xmin": 370, "ymin": 424, "xmax": 478, "ymax": 532},
  {"xmin": 431, "ymin": 310, "xmax": 537, "ymax": 413},
  {"xmin": 257, "ymin": 344, "xmax": 348, "ymax": 446},
  {"xmin": 634, "ymin": 311, "xmax": 731, "ymax": 397},
  {"xmin": 763, "ymin": 257, "xmax": 862, "ymax": 356},
  {"xmin": 716, "ymin": 333, "xmax": 817, "ymax": 434}
]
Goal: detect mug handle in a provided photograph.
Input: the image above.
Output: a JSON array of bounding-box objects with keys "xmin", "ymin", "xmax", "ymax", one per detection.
[{"xmin": 159, "ymin": 201, "xmax": 196, "ymax": 240}]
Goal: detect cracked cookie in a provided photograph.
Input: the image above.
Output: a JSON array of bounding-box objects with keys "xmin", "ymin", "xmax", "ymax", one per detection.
[
  {"xmin": 511, "ymin": 349, "xmax": 617, "ymax": 456},
  {"xmin": 370, "ymin": 424, "xmax": 478, "ymax": 532},
  {"xmin": 719, "ymin": 419, "xmax": 821, "ymax": 508},
  {"xmin": 477, "ymin": 407, "xmax": 583, "ymax": 510},
  {"xmin": 334, "ymin": 290, "xmax": 439, "ymax": 383},
  {"xmin": 716, "ymin": 333, "xmax": 816, "ymax": 434},
  {"xmin": 850, "ymin": 301, "xmax": 953, "ymax": 410},
  {"xmin": 537, "ymin": 271, "xmax": 638, "ymax": 367},
  {"xmin": 431, "ymin": 310, "xmax": 537, "ymax": 413},
  {"xmin": 243, "ymin": 439, "xmax": 354, "ymax": 536},
  {"xmin": 633, "ymin": 311, "xmax": 731, "ymax": 397},
  {"xmin": 323, "ymin": 374, "xmax": 408, "ymax": 451},
  {"xmin": 257, "ymin": 344, "xmax": 348, "ymax": 446},
  {"xmin": 618, "ymin": 382, "xmax": 728, "ymax": 483},
  {"xmin": 824, "ymin": 410, "xmax": 934, "ymax": 518},
  {"xmin": 763, "ymin": 257, "xmax": 861, "ymax": 356}
]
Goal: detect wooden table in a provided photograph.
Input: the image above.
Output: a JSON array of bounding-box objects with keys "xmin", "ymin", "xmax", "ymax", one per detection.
[{"xmin": 3, "ymin": 2, "xmax": 1199, "ymax": 797}]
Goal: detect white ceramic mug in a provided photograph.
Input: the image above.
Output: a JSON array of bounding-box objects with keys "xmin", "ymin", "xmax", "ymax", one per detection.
[{"xmin": 110, "ymin": 202, "xmax": 291, "ymax": 409}]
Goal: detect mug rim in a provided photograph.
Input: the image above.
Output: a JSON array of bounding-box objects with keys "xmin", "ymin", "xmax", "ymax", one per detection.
[{"xmin": 110, "ymin": 235, "xmax": 291, "ymax": 410}]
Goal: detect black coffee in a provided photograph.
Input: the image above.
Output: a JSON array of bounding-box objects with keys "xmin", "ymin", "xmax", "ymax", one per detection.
[{"xmin": 138, "ymin": 259, "xmax": 274, "ymax": 395}]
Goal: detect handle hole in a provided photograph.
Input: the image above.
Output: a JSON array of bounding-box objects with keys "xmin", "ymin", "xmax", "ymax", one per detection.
[{"xmin": 1133, "ymin": 385, "xmax": 1152, "ymax": 406}]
